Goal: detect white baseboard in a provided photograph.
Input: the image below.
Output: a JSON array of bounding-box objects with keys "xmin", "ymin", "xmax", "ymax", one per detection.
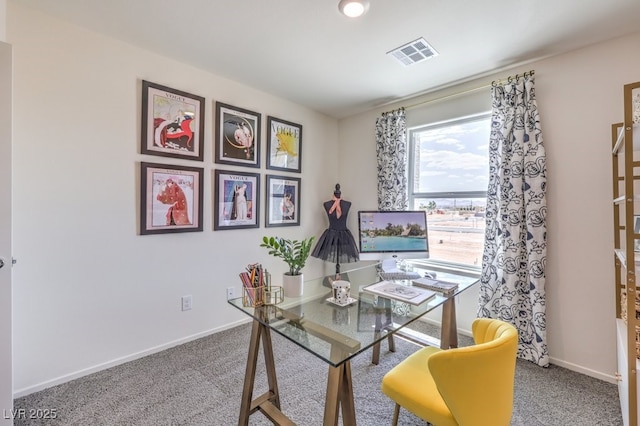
[
  {"xmin": 14, "ymin": 316, "xmax": 617, "ymax": 398},
  {"xmin": 13, "ymin": 318, "xmax": 251, "ymax": 398},
  {"xmin": 416, "ymin": 317, "xmax": 617, "ymax": 384},
  {"xmin": 549, "ymin": 357, "xmax": 617, "ymax": 384}
]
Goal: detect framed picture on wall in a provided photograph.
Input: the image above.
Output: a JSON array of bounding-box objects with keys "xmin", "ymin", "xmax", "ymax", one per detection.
[
  {"xmin": 214, "ymin": 102, "xmax": 261, "ymax": 168},
  {"xmin": 266, "ymin": 116, "xmax": 302, "ymax": 173},
  {"xmin": 214, "ymin": 169, "xmax": 260, "ymax": 230},
  {"xmin": 265, "ymin": 174, "xmax": 301, "ymax": 227},
  {"xmin": 141, "ymin": 80, "xmax": 205, "ymax": 161},
  {"xmin": 140, "ymin": 162, "xmax": 204, "ymax": 235}
]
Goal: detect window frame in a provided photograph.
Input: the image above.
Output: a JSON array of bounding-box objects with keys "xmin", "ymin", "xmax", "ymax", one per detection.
[{"xmin": 406, "ymin": 111, "xmax": 491, "ymax": 269}]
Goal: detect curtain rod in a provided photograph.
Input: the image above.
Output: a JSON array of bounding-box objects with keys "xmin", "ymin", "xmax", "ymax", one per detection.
[
  {"xmin": 492, "ymin": 69, "xmax": 535, "ymax": 87},
  {"xmin": 404, "ymin": 69, "xmax": 535, "ymax": 111}
]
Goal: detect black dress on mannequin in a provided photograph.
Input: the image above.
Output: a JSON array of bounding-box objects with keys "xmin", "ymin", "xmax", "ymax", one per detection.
[{"xmin": 311, "ymin": 184, "xmax": 359, "ymax": 275}]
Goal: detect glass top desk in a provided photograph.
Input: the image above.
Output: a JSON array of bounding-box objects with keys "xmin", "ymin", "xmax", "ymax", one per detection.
[{"xmin": 228, "ymin": 261, "xmax": 479, "ymax": 426}]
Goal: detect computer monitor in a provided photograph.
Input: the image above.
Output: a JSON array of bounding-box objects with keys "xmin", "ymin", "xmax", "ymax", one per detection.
[{"xmin": 357, "ymin": 210, "xmax": 429, "ymax": 262}]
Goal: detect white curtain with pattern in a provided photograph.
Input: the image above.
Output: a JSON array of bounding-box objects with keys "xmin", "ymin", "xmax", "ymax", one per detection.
[
  {"xmin": 375, "ymin": 108, "xmax": 408, "ymax": 211},
  {"xmin": 477, "ymin": 74, "xmax": 549, "ymax": 367}
]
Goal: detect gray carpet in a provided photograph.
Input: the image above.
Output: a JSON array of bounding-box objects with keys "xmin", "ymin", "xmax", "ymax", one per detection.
[{"xmin": 14, "ymin": 321, "xmax": 622, "ymax": 425}]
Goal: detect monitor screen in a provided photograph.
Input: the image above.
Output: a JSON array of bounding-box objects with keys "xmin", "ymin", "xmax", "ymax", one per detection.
[{"xmin": 357, "ymin": 210, "xmax": 429, "ymax": 261}]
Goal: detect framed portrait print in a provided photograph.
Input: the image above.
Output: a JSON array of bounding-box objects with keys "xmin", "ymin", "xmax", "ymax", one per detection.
[
  {"xmin": 141, "ymin": 80, "xmax": 205, "ymax": 161},
  {"xmin": 140, "ymin": 162, "xmax": 204, "ymax": 235},
  {"xmin": 214, "ymin": 170, "xmax": 260, "ymax": 230},
  {"xmin": 265, "ymin": 175, "xmax": 301, "ymax": 227},
  {"xmin": 266, "ymin": 116, "xmax": 302, "ymax": 173},
  {"xmin": 215, "ymin": 102, "xmax": 261, "ymax": 168}
]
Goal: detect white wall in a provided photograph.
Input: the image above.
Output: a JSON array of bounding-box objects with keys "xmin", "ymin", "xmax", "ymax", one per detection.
[
  {"xmin": 8, "ymin": 3, "xmax": 339, "ymax": 395},
  {"xmin": 0, "ymin": 0, "xmax": 5, "ymax": 42},
  {"xmin": 338, "ymin": 31, "xmax": 640, "ymax": 381},
  {"xmin": 9, "ymin": 0, "xmax": 640, "ymax": 396}
]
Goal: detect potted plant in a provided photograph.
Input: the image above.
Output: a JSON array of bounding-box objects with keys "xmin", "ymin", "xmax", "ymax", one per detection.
[{"xmin": 260, "ymin": 235, "xmax": 315, "ymax": 297}]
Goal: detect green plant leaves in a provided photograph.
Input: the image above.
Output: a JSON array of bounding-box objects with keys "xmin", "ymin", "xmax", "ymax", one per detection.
[{"xmin": 260, "ymin": 235, "xmax": 315, "ymax": 275}]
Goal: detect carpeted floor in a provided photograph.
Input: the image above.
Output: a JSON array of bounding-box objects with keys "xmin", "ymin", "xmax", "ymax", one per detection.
[{"xmin": 14, "ymin": 321, "xmax": 622, "ymax": 425}]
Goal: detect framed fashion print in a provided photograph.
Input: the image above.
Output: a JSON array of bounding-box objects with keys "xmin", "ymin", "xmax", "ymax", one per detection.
[
  {"xmin": 214, "ymin": 169, "xmax": 260, "ymax": 230},
  {"xmin": 215, "ymin": 102, "xmax": 261, "ymax": 168},
  {"xmin": 266, "ymin": 116, "xmax": 302, "ymax": 173},
  {"xmin": 140, "ymin": 162, "xmax": 204, "ymax": 235},
  {"xmin": 265, "ymin": 175, "xmax": 301, "ymax": 227},
  {"xmin": 141, "ymin": 80, "xmax": 205, "ymax": 161}
]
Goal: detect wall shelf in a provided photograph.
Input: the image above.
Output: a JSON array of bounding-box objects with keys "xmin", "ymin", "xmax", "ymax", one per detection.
[{"xmin": 612, "ymin": 81, "xmax": 640, "ymax": 426}]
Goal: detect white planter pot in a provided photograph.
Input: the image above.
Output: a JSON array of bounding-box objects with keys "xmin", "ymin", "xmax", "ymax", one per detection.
[{"xmin": 282, "ymin": 273, "xmax": 304, "ymax": 297}]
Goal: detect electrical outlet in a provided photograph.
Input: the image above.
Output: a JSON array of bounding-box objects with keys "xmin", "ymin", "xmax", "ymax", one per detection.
[
  {"xmin": 227, "ymin": 287, "xmax": 234, "ymax": 300},
  {"xmin": 181, "ymin": 295, "xmax": 192, "ymax": 311}
]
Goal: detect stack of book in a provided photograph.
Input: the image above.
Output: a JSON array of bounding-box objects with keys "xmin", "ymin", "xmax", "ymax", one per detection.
[{"xmin": 412, "ymin": 277, "xmax": 459, "ymax": 295}]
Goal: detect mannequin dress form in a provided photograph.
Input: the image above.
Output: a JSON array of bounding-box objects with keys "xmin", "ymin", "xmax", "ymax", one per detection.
[{"xmin": 311, "ymin": 184, "xmax": 359, "ymax": 277}]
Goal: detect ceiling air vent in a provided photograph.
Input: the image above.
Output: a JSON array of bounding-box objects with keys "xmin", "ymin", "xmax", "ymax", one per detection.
[{"xmin": 387, "ymin": 37, "xmax": 438, "ymax": 66}]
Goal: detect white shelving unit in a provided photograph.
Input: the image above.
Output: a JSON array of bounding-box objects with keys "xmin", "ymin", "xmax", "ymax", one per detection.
[{"xmin": 612, "ymin": 81, "xmax": 640, "ymax": 426}]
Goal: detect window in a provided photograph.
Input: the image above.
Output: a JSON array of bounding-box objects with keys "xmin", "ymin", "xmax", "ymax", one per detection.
[{"xmin": 408, "ymin": 113, "xmax": 491, "ymax": 266}]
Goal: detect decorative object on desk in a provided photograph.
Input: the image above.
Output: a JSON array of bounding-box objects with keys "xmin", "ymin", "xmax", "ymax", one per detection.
[
  {"xmin": 140, "ymin": 162, "xmax": 204, "ymax": 235},
  {"xmin": 311, "ymin": 183, "xmax": 359, "ymax": 279},
  {"xmin": 363, "ymin": 280, "xmax": 436, "ymax": 306},
  {"xmin": 260, "ymin": 235, "xmax": 315, "ymax": 297},
  {"xmin": 265, "ymin": 174, "xmax": 301, "ymax": 227},
  {"xmin": 378, "ymin": 259, "xmax": 421, "ymax": 281},
  {"xmin": 239, "ymin": 263, "xmax": 282, "ymax": 307},
  {"xmin": 213, "ymin": 169, "xmax": 260, "ymax": 230},
  {"xmin": 331, "ymin": 280, "xmax": 351, "ymax": 305},
  {"xmin": 327, "ymin": 296, "xmax": 357, "ymax": 307},
  {"xmin": 412, "ymin": 277, "xmax": 459, "ymax": 295}
]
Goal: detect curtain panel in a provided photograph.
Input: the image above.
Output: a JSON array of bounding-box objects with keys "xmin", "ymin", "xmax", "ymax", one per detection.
[
  {"xmin": 478, "ymin": 75, "xmax": 549, "ymax": 367},
  {"xmin": 375, "ymin": 108, "xmax": 408, "ymax": 211}
]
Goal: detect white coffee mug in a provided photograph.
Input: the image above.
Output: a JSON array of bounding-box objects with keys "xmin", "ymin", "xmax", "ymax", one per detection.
[{"xmin": 332, "ymin": 280, "xmax": 351, "ymax": 305}]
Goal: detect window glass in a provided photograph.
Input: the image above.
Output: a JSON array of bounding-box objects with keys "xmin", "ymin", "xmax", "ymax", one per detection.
[{"xmin": 408, "ymin": 113, "xmax": 490, "ymax": 266}]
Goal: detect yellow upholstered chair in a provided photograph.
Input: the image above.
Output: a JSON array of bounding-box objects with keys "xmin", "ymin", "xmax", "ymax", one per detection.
[{"xmin": 381, "ymin": 318, "xmax": 518, "ymax": 426}]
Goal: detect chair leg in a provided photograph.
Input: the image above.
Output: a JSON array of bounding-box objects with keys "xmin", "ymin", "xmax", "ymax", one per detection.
[{"xmin": 392, "ymin": 403, "xmax": 400, "ymax": 426}]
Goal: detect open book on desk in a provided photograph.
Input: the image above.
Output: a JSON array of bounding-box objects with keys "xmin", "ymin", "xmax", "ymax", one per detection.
[
  {"xmin": 412, "ymin": 277, "xmax": 459, "ymax": 295},
  {"xmin": 363, "ymin": 280, "xmax": 436, "ymax": 306}
]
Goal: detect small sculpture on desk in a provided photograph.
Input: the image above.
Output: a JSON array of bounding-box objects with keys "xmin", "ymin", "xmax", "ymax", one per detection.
[{"xmin": 311, "ymin": 183, "xmax": 359, "ymax": 279}]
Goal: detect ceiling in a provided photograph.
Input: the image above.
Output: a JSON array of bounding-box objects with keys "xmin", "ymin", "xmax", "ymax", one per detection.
[{"xmin": 12, "ymin": 0, "xmax": 640, "ymax": 119}]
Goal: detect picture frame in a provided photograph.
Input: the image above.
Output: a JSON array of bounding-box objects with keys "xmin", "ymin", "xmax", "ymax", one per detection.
[
  {"xmin": 141, "ymin": 80, "xmax": 205, "ymax": 161},
  {"xmin": 214, "ymin": 169, "xmax": 260, "ymax": 230},
  {"xmin": 265, "ymin": 175, "xmax": 301, "ymax": 227},
  {"xmin": 266, "ymin": 116, "xmax": 302, "ymax": 173},
  {"xmin": 140, "ymin": 162, "xmax": 204, "ymax": 235},
  {"xmin": 215, "ymin": 102, "xmax": 261, "ymax": 168}
]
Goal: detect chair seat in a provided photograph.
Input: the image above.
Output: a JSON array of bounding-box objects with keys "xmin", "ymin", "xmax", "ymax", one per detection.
[{"xmin": 381, "ymin": 346, "xmax": 458, "ymax": 426}]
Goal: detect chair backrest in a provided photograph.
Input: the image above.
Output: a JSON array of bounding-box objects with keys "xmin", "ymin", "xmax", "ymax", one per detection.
[{"xmin": 428, "ymin": 318, "xmax": 518, "ymax": 426}]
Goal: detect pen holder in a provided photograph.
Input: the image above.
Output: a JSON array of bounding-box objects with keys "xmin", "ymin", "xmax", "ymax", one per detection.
[{"xmin": 242, "ymin": 286, "xmax": 284, "ymax": 307}]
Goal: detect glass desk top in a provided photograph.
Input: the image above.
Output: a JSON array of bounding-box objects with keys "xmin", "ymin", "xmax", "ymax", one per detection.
[{"xmin": 228, "ymin": 262, "xmax": 479, "ymax": 367}]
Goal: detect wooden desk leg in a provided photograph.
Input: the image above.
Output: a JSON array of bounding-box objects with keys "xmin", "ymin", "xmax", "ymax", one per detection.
[
  {"xmin": 324, "ymin": 348, "xmax": 357, "ymax": 425},
  {"xmin": 339, "ymin": 360, "xmax": 356, "ymax": 424},
  {"xmin": 239, "ymin": 319, "xmax": 283, "ymax": 426},
  {"xmin": 261, "ymin": 324, "xmax": 281, "ymax": 409},
  {"xmin": 440, "ymin": 297, "xmax": 458, "ymax": 349},
  {"xmin": 371, "ymin": 305, "xmax": 396, "ymax": 365},
  {"xmin": 239, "ymin": 320, "xmax": 262, "ymax": 426}
]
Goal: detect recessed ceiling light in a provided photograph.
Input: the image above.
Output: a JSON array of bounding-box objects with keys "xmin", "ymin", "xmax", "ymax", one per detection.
[{"xmin": 338, "ymin": 0, "xmax": 370, "ymax": 18}]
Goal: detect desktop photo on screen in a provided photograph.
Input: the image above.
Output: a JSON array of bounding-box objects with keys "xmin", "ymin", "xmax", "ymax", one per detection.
[{"xmin": 357, "ymin": 210, "xmax": 429, "ymax": 261}]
